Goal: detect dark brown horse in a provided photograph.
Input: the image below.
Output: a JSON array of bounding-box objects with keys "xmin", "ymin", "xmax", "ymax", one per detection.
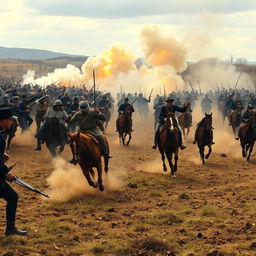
[
  {"xmin": 158, "ymin": 113, "xmax": 179, "ymax": 177},
  {"xmin": 178, "ymin": 111, "xmax": 192, "ymax": 139},
  {"xmin": 5, "ymin": 119, "xmax": 18, "ymax": 151},
  {"xmin": 230, "ymin": 110, "xmax": 242, "ymax": 138},
  {"xmin": 69, "ymin": 131, "xmax": 110, "ymax": 191},
  {"xmin": 116, "ymin": 108, "xmax": 133, "ymax": 146},
  {"xmin": 195, "ymin": 113, "xmax": 214, "ymax": 164},
  {"xmin": 238, "ymin": 113, "xmax": 256, "ymax": 161}
]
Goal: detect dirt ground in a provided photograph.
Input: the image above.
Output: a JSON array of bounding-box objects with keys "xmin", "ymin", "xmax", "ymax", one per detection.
[{"xmin": 0, "ymin": 110, "xmax": 256, "ymax": 256}]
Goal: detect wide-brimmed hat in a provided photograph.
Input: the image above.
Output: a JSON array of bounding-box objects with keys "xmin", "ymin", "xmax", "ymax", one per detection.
[
  {"xmin": 247, "ymin": 104, "xmax": 254, "ymax": 109},
  {"xmin": 165, "ymin": 96, "xmax": 175, "ymax": 102},
  {"xmin": 53, "ymin": 100, "xmax": 63, "ymax": 106},
  {"xmin": 79, "ymin": 101, "xmax": 90, "ymax": 110},
  {"xmin": 0, "ymin": 107, "xmax": 17, "ymax": 120}
]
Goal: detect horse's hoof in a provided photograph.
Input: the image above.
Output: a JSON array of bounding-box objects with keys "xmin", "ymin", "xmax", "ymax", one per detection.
[
  {"xmin": 242, "ymin": 153, "xmax": 246, "ymax": 158},
  {"xmin": 105, "ymin": 168, "xmax": 109, "ymax": 173},
  {"xmin": 163, "ymin": 167, "xmax": 167, "ymax": 172},
  {"xmin": 205, "ymin": 155, "xmax": 209, "ymax": 159},
  {"xmin": 171, "ymin": 174, "xmax": 176, "ymax": 178},
  {"xmin": 99, "ymin": 184, "xmax": 104, "ymax": 191}
]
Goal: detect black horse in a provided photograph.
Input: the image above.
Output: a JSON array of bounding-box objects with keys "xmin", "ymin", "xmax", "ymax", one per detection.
[{"xmin": 44, "ymin": 117, "xmax": 68, "ymax": 157}]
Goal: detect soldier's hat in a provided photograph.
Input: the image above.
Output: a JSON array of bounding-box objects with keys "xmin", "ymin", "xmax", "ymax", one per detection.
[
  {"xmin": 12, "ymin": 96, "xmax": 20, "ymax": 101},
  {"xmin": 53, "ymin": 100, "xmax": 63, "ymax": 106},
  {"xmin": 165, "ymin": 96, "xmax": 175, "ymax": 102},
  {"xmin": 0, "ymin": 107, "xmax": 17, "ymax": 120},
  {"xmin": 3, "ymin": 95, "xmax": 9, "ymax": 100},
  {"xmin": 247, "ymin": 104, "xmax": 254, "ymax": 109},
  {"xmin": 124, "ymin": 97, "xmax": 129, "ymax": 101}
]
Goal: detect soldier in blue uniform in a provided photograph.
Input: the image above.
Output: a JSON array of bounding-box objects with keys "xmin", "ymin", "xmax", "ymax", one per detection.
[
  {"xmin": 0, "ymin": 107, "xmax": 27, "ymax": 236},
  {"xmin": 152, "ymin": 96, "xmax": 189, "ymax": 150}
]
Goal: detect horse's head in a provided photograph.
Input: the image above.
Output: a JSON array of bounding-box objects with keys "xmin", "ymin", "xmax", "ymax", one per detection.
[
  {"xmin": 204, "ymin": 112, "xmax": 213, "ymax": 130},
  {"xmin": 166, "ymin": 112, "xmax": 176, "ymax": 132}
]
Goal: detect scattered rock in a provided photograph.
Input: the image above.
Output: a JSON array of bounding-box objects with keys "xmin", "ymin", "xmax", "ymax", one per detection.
[
  {"xmin": 250, "ymin": 242, "xmax": 256, "ymax": 249},
  {"xmin": 179, "ymin": 228, "xmax": 186, "ymax": 233},
  {"xmin": 107, "ymin": 207, "xmax": 117, "ymax": 213},
  {"xmin": 157, "ymin": 201, "xmax": 166, "ymax": 207},
  {"xmin": 111, "ymin": 222, "xmax": 117, "ymax": 228},
  {"xmin": 128, "ymin": 183, "xmax": 138, "ymax": 189},
  {"xmin": 179, "ymin": 193, "xmax": 189, "ymax": 200},
  {"xmin": 197, "ymin": 232, "xmax": 203, "ymax": 238},
  {"xmin": 220, "ymin": 153, "xmax": 227, "ymax": 158}
]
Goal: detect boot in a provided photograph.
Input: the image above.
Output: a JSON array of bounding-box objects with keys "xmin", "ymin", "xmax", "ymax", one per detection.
[
  {"xmin": 99, "ymin": 137, "xmax": 112, "ymax": 159},
  {"xmin": 5, "ymin": 223, "xmax": 27, "ymax": 236},
  {"xmin": 69, "ymin": 158, "xmax": 77, "ymax": 165},
  {"xmin": 34, "ymin": 140, "xmax": 42, "ymax": 151}
]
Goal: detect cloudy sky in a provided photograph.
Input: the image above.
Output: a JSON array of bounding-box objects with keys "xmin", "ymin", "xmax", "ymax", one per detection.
[{"xmin": 0, "ymin": 0, "xmax": 256, "ymax": 61}]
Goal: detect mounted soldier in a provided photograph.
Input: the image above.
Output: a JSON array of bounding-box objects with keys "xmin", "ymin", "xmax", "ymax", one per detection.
[
  {"xmin": 116, "ymin": 97, "xmax": 134, "ymax": 132},
  {"xmin": 68, "ymin": 101, "xmax": 111, "ymax": 164},
  {"xmin": 0, "ymin": 95, "xmax": 11, "ymax": 108},
  {"xmin": 99, "ymin": 95, "xmax": 112, "ymax": 129},
  {"xmin": 152, "ymin": 96, "xmax": 189, "ymax": 150},
  {"xmin": 35, "ymin": 100, "xmax": 68, "ymax": 151},
  {"xmin": 236, "ymin": 104, "xmax": 255, "ymax": 140}
]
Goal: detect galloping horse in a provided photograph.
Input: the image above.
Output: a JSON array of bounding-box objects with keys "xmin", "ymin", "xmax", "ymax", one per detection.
[
  {"xmin": 116, "ymin": 107, "xmax": 133, "ymax": 146},
  {"xmin": 195, "ymin": 113, "xmax": 214, "ymax": 164},
  {"xmin": 238, "ymin": 113, "xmax": 256, "ymax": 161},
  {"xmin": 69, "ymin": 131, "xmax": 110, "ymax": 191},
  {"xmin": 230, "ymin": 110, "xmax": 242, "ymax": 138},
  {"xmin": 44, "ymin": 117, "xmax": 68, "ymax": 157},
  {"xmin": 101, "ymin": 109, "xmax": 111, "ymax": 130},
  {"xmin": 5, "ymin": 119, "xmax": 18, "ymax": 151},
  {"xmin": 178, "ymin": 111, "xmax": 192, "ymax": 139},
  {"xmin": 158, "ymin": 113, "xmax": 179, "ymax": 177}
]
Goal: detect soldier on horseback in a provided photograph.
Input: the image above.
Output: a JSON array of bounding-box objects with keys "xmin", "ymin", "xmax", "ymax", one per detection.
[
  {"xmin": 152, "ymin": 96, "xmax": 189, "ymax": 150},
  {"xmin": 235, "ymin": 104, "xmax": 254, "ymax": 140},
  {"xmin": 35, "ymin": 100, "xmax": 68, "ymax": 151},
  {"xmin": 116, "ymin": 98, "xmax": 134, "ymax": 132},
  {"xmin": 99, "ymin": 95, "xmax": 112, "ymax": 129},
  {"xmin": 68, "ymin": 101, "xmax": 111, "ymax": 164}
]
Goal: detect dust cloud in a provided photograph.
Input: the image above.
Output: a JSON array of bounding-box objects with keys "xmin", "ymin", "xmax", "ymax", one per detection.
[{"xmin": 46, "ymin": 157, "xmax": 125, "ymax": 201}]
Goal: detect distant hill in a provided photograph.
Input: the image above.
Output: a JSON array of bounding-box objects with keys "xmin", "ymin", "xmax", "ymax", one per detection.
[{"xmin": 0, "ymin": 46, "xmax": 86, "ymax": 60}]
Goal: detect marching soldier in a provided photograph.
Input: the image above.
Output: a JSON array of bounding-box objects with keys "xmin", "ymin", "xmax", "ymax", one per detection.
[
  {"xmin": 0, "ymin": 107, "xmax": 27, "ymax": 236},
  {"xmin": 35, "ymin": 95, "xmax": 49, "ymax": 132}
]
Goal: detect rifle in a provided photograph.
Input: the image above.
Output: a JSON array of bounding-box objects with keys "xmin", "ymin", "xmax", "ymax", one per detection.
[
  {"xmin": 234, "ymin": 72, "xmax": 242, "ymax": 90},
  {"xmin": 188, "ymin": 80, "xmax": 195, "ymax": 92},
  {"xmin": 184, "ymin": 97, "xmax": 198, "ymax": 105},
  {"xmin": 198, "ymin": 80, "xmax": 202, "ymax": 94},
  {"xmin": 8, "ymin": 164, "xmax": 49, "ymax": 198}
]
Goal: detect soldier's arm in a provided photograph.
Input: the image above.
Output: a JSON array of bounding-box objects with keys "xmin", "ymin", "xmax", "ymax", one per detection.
[
  {"xmin": 68, "ymin": 112, "xmax": 79, "ymax": 124},
  {"xmin": 96, "ymin": 112, "xmax": 107, "ymax": 121}
]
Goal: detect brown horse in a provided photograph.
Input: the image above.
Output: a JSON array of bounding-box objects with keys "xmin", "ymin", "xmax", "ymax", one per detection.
[
  {"xmin": 5, "ymin": 119, "xmax": 18, "ymax": 151},
  {"xmin": 238, "ymin": 113, "xmax": 256, "ymax": 161},
  {"xmin": 195, "ymin": 113, "xmax": 214, "ymax": 164},
  {"xmin": 116, "ymin": 108, "xmax": 133, "ymax": 146},
  {"xmin": 178, "ymin": 111, "xmax": 192, "ymax": 139},
  {"xmin": 69, "ymin": 131, "xmax": 110, "ymax": 191},
  {"xmin": 230, "ymin": 110, "xmax": 242, "ymax": 138},
  {"xmin": 158, "ymin": 113, "xmax": 179, "ymax": 177}
]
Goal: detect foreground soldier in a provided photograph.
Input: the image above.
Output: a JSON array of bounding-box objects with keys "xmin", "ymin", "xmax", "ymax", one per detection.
[
  {"xmin": 68, "ymin": 101, "xmax": 111, "ymax": 164},
  {"xmin": 0, "ymin": 107, "xmax": 27, "ymax": 236},
  {"xmin": 152, "ymin": 96, "xmax": 188, "ymax": 150}
]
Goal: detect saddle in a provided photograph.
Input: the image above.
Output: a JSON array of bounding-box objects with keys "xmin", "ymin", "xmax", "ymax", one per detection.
[{"xmin": 84, "ymin": 132, "xmax": 99, "ymax": 144}]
